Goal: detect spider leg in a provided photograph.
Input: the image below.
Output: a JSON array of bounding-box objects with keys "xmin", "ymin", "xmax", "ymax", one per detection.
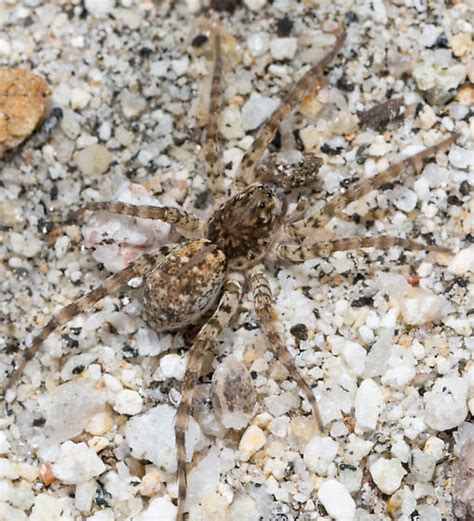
[
  {"xmin": 203, "ymin": 31, "xmax": 226, "ymax": 200},
  {"xmin": 69, "ymin": 202, "xmax": 202, "ymax": 235},
  {"xmin": 281, "ymin": 196, "xmax": 311, "ymax": 225},
  {"xmin": 249, "ymin": 268, "xmax": 323, "ymax": 430},
  {"xmin": 276, "ymin": 235, "xmax": 450, "ymax": 262},
  {"xmin": 286, "ymin": 134, "xmax": 458, "ymax": 238},
  {"xmin": 2, "ymin": 246, "xmax": 171, "ymax": 395},
  {"xmin": 234, "ymin": 30, "xmax": 346, "ymax": 190},
  {"xmin": 175, "ymin": 275, "xmax": 242, "ymax": 521}
]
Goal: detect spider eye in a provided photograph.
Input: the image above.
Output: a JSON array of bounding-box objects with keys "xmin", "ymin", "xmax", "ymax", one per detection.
[
  {"xmin": 266, "ymin": 192, "xmax": 273, "ymax": 199},
  {"xmin": 259, "ymin": 202, "xmax": 266, "ymax": 209}
]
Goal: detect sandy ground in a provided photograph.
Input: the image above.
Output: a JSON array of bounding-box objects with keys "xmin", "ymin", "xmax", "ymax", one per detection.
[{"xmin": 0, "ymin": 1, "xmax": 473, "ymax": 520}]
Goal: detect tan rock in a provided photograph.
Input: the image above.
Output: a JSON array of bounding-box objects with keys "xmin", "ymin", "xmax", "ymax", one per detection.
[
  {"xmin": 238, "ymin": 425, "xmax": 266, "ymax": 461},
  {"xmin": 0, "ymin": 68, "xmax": 50, "ymax": 157},
  {"xmin": 451, "ymin": 32, "xmax": 473, "ymax": 58},
  {"xmin": 74, "ymin": 144, "xmax": 112, "ymax": 177},
  {"xmin": 139, "ymin": 465, "xmax": 162, "ymax": 496},
  {"xmin": 39, "ymin": 462, "xmax": 56, "ymax": 487},
  {"xmin": 85, "ymin": 411, "xmax": 113, "ymax": 436}
]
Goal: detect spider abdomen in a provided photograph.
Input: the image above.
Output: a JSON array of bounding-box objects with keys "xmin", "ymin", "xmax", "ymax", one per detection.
[{"xmin": 142, "ymin": 239, "xmax": 227, "ymax": 330}]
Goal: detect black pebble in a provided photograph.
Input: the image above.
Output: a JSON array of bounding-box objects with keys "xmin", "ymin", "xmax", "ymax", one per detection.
[
  {"xmin": 276, "ymin": 16, "xmax": 293, "ymax": 37},
  {"xmin": 191, "ymin": 34, "xmax": 208, "ymax": 48},
  {"xmin": 290, "ymin": 323, "xmax": 308, "ymax": 341}
]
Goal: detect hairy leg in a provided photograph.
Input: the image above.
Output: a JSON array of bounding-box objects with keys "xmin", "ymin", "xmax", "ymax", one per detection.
[
  {"xmin": 276, "ymin": 235, "xmax": 450, "ymax": 262},
  {"xmin": 70, "ymin": 201, "xmax": 202, "ymax": 234},
  {"xmin": 204, "ymin": 31, "xmax": 226, "ymax": 199},
  {"xmin": 282, "ymin": 196, "xmax": 311, "ymax": 225},
  {"xmin": 249, "ymin": 268, "xmax": 323, "ymax": 430},
  {"xmin": 175, "ymin": 275, "xmax": 242, "ymax": 521},
  {"xmin": 2, "ymin": 246, "xmax": 171, "ymax": 395},
  {"xmin": 286, "ymin": 134, "xmax": 457, "ymax": 238},
  {"xmin": 234, "ymin": 30, "xmax": 346, "ymax": 190}
]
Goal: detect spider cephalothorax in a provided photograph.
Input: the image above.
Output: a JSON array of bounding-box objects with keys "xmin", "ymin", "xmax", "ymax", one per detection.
[
  {"xmin": 207, "ymin": 184, "xmax": 285, "ymax": 269},
  {"xmin": 3, "ymin": 25, "xmax": 458, "ymax": 521}
]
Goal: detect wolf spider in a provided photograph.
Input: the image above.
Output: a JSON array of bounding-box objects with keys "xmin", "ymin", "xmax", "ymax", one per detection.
[{"xmin": 3, "ymin": 27, "xmax": 456, "ymax": 520}]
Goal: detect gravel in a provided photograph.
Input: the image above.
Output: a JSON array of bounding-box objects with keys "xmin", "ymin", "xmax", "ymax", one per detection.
[
  {"xmin": 1, "ymin": 1, "xmax": 472, "ymax": 520},
  {"xmin": 369, "ymin": 457, "xmax": 407, "ymax": 495}
]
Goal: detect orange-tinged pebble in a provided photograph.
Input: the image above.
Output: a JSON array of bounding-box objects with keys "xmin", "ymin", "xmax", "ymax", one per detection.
[
  {"xmin": 451, "ymin": 32, "xmax": 473, "ymax": 57},
  {"xmin": 0, "ymin": 68, "xmax": 50, "ymax": 157},
  {"xmin": 407, "ymin": 274, "xmax": 420, "ymax": 286},
  {"xmin": 239, "ymin": 425, "xmax": 266, "ymax": 461},
  {"xmin": 40, "ymin": 462, "xmax": 56, "ymax": 486},
  {"xmin": 458, "ymin": 85, "xmax": 474, "ymax": 107}
]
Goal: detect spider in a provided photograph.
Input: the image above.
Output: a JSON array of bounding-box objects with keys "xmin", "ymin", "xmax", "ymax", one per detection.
[{"xmin": 3, "ymin": 26, "xmax": 457, "ymax": 521}]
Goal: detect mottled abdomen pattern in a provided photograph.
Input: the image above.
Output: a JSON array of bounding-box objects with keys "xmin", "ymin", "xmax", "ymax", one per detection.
[{"xmin": 142, "ymin": 239, "xmax": 227, "ymax": 330}]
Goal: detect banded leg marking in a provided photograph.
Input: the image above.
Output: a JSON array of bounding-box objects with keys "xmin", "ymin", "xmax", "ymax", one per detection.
[
  {"xmin": 250, "ymin": 269, "xmax": 323, "ymax": 430},
  {"xmin": 276, "ymin": 235, "xmax": 450, "ymax": 262},
  {"xmin": 70, "ymin": 201, "xmax": 201, "ymax": 233},
  {"xmin": 175, "ymin": 276, "xmax": 242, "ymax": 521},
  {"xmin": 204, "ymin": 31, "xmax": 226, "ymax": 199},
  {"xmin": 3, "ymin": 248, "xmax": 168, "ymax": 394},
  {"xmin": 286, "ymin": 134, "xmax": 457, "ymax": 238},
  {"xmin": 235, "ymin": 30, "xmax": 346, "ymax": 189}
]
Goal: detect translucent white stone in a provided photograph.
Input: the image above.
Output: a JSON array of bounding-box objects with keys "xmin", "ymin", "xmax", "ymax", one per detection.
[
  {"xmin": 317, "ymin": 480, "xmax": 355, "ymax": 521},
  {"xmin": 370, "ymin": 457, "xmax": 406, "ymax": 494},
  {"xmin": 354, "ymin": 379, "xmax": 384, "ymax": 432},
  {"xmin": 424, "ymin": 376, "xmax": 468, "ymax": 430},
  {"xmin": 125, "ymin": 405, "xmax": 205, "ymax": 472}
]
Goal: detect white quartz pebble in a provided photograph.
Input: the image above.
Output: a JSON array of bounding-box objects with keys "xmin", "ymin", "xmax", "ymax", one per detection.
[
  {"xmin": 344, "ymin": 434, "xmax": 374, "ymax": 465},
  {"xmin": 125, "ymin": 405, "xmax": 204, "ymax": 472},
  {"xmin": 75, "ymin": 480, "xmax": 96, "ymax": 512},
  {"xmin": 43, "ymin": 381, "xmax": 106, "ymax": 445},
  {"xmin": 219, "ymin": 105, "xmax": 245, "ymax": 140},
  {"xmin": 270, "ymin": 37, "xmax": 298, "ymax": 60},
  {"xmin": 136, "ymin": 327, "xmax": 171, "ymax": 357},
  {"xmin": 241, "ymin": 96, "xmax": 279, "ymax": 131},
  {"xmin": 29, "ymin": 494, "xmax": 74, "ymax": 521},
  {"xmin": 424, "ymin": 436, "xmax": 445, "ymax": 460},
  {"xmin": 340, "ymin": 339, "xmax": 367, "ymax": 376},
  {"xmin": 303, "ymin": 436, "xmax": 338, "ymax": 475},
  {"xmin": 85, "ymin": 0, "xmax": 115, "ymax": 17},
  {"xmin": 70, "ymin": 87, "xmax": 91, "ymax": 110},
  {"xmin": 243, "ymin": 0, "xmax": 267, "ymax": 10},
  {"xmin": 370, "ymin": 458, "xmax": 406, "ymax": 494},
  {"xmin": 113, "ymin": 389, "xmax": 143, "ymax": 416},
  {"xmin": 171, "ymin": 57, "xmax": 189, "ymax": 76},
  {"xmin": 52, "ymin": 441, "xmax": 105, "ymax": 484},
  {"xmin": 354, "ymin": 379, "xmax": 384, "ymax": 432},
  {"xmin": 448, "ymin": 247, "xmax": 474, "ymax": 276},
  {"xmin": 248, "ymin": 32, "xmax": 270, "ymax": 57},
  {"xmin": 449, "ymin": 145, "xmax": 473, "ymax": 169},
  {"xmin": 424, "ymin": 376, "xmax": 468, "ymax": 430},
  {"xmin": 136, "ymin": 496, "xmax": 176, "ymax": 521},
  {"xmin": 74, "ymin": 144, "xmax": 112, "ymax": 177},
  {"xmin": 398, "ymin": 287, "xmax": 447, "ymax": 326},
  {"xmin": 9, "ymin": 232, "xmax": 42, "ymax": 258},
  {"xmin": 0, "ymin": 502, "xmax": 26, "ymax": 521},
  {"xmin": 413, "ymin": 58, "xmax": 466, "ymax": 105},
  {"xmin": 389, "ymin": 187, "xmax": 417, "ymax": 212},
  {"xmin": 317, "ymin": 479, "xmax": 356, "ymax": 521},
  {"xmin": 157, "ymin": 354, "xmax": 186, "ymax": 380},
  {"xmin": 0, "ymin": 431, "xmax": 10, "ymax": 454}
]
